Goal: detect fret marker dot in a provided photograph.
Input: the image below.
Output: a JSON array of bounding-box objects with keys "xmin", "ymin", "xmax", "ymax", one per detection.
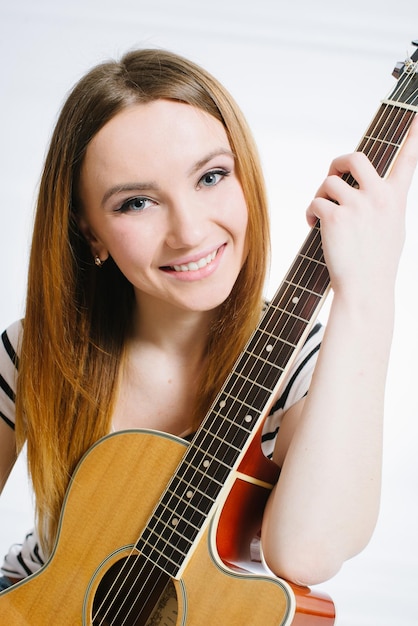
[
  {"xmin": 266, "ymin": 344, "xmax": 273, "ymax": 353},
  {"xmin": 244, "ymin": 415, "xmax": 252, "ymax": 423},
  {"xmin": 219, "ymin": 399, "xmax": 226, "ymax": 408},
  {"xmin": 171, "ymin": 518, "xmax": 179, "ymax": 527},
  {"xmin": 292, "ymin": 296, "xmax": 299, "ymax": 304},
  {"xmin": 186, "ymin": 490, "xmax": 194, "ymax": 499},
  {"xmin": 203, "ymin": 459, "xmax": 210, "ymax": 468}
]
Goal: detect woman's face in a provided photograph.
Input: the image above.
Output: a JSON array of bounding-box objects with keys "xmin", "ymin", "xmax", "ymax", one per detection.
[{"xmin": 78, "ymin": 99, "xmax": 248, "ymax": 316}]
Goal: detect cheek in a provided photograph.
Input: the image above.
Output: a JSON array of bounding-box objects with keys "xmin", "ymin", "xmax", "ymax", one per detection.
[
  {"xmin": 104, "ymin": 226, "xmax": 155, "ymax": 277},
  {"xmin": 232, "ymin": 190, "xmax": 250, "ymax": 263},
  {"xmin": 230, "ymin": 188, "xmax": 249, "ymax": 244}
]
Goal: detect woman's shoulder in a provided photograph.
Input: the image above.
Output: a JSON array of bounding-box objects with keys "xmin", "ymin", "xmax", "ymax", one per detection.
[
  {"xmin": 0, "ymin": 320, "xmax": 22, "ymax": 430},
  {"xmin": 1, "ymin": 319, "xmax": 23, "ymax": 349},
  {"xmin": 1, "ymin": 319, "xmax": 23, "ymax": 365}
]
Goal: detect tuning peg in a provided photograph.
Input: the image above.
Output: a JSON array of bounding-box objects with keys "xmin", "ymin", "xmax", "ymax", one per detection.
[
  {"xmin": 392, "ymin": 61, "xmax": 405, "ymax": 79},
  {"xmin": 393, "ymin": 42, "xmax": 418, "ymax": 78}
]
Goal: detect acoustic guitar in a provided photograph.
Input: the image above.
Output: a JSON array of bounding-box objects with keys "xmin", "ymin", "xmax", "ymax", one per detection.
[{"xmin": 1, "ymin": 43, "xmax": 418, "ymax": 625}]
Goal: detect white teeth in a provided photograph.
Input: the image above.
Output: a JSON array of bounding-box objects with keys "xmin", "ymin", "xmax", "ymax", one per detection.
[{"xmin": 173, "ymin": 249, "xmax": 217, "ymax": 272}]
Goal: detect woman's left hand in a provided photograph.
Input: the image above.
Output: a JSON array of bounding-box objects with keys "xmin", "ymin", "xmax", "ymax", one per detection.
[{"xmin": 305, "ymin": 117, "xmax": 418, "ymax": 303}]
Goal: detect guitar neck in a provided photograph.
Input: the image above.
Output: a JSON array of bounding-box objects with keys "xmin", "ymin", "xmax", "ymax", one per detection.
[{"xmin": 137, "ymin": 53, "xmax": 418, "ymax": 578}]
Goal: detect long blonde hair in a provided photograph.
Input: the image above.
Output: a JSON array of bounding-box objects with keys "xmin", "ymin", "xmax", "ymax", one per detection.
[{"xmin": 15, "ymin": 49, "xmax": 270, "ymax": 553}]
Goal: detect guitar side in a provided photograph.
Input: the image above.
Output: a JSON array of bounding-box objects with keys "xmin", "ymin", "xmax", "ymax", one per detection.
[{"xmin": 0, "ymin": 430, "xmax": 334, "ymax": 625}]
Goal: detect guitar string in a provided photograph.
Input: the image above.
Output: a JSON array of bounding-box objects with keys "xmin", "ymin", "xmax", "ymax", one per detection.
[
  {"xmin": 364, "ymin": 103, "xmax": 414, "ymax": 177},
  {"xmin": 93, "ymin": 553, "xmax": 161, "ymax": 626},
  {"xmin": 375, "ymin": 68, "xmax": 418, "ymax": 176},
  {"xmin": 95, "ymin": 72, "xmax": 418, "ymax": 625}
]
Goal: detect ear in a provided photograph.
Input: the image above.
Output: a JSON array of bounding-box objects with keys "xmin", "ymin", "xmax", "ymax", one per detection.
[{"xmin": 77, "ymin": 215, "xmax": 109, "ymax": 263}]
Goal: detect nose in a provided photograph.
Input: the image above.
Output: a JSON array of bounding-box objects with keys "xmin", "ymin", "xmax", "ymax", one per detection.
[{"xmin": 165, "ymin": 197, "xmax": 206, "ymax": 250}]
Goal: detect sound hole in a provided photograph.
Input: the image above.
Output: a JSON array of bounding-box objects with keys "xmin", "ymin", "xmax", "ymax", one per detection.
[{"xmin": 92, "ymin": 555, "xmax": 177, "ymax": 626}]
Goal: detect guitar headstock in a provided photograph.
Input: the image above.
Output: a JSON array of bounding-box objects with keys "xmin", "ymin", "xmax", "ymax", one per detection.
[
  {"xmin": 392, "ymin": 40, "xmax": 418, "ymax": 79},
  {"xmin": 390, "ymin": 41, "xmax": 418, "ymax": 108}
]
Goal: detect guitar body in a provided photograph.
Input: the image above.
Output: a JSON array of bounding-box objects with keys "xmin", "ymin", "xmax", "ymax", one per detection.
[{"xmin": 0, "ymin": 430, "xmax": 334, "ymax": 625}]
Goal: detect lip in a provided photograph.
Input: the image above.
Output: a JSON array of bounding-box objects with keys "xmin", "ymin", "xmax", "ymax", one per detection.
[
  {"xmin": 162, "ymin": 244, "xmax": 223, "ymax": 268},
  {"xmin": 160, "ymin": 244, "xmax": 225, "ymax": 281}
]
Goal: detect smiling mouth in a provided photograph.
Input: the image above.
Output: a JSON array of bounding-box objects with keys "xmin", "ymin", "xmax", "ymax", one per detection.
[{"xmin": 164, "ymin": 249, "xmax": 219, "ymax": 273}]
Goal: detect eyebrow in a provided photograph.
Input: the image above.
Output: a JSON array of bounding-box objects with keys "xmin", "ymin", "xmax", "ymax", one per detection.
[
  {"xmin": 101, "ymin": 148, "xmax": 236, "ymax": 207},
  {"xmin": 101, "ymin": 182, "xmax": 159, "ymax": 207},
  {"xmin": 188, "ymin": 148, "xmax": 236, "ymax": 176}
]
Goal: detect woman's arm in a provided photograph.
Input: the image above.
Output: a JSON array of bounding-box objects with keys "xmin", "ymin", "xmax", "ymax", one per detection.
[
  {"xmin": 0, "ymin": 419, "xmax": 17, "ymax": 494},
  {"xmin": 261, "ymin": 118, "xmax": 418, "ymax": 586}
]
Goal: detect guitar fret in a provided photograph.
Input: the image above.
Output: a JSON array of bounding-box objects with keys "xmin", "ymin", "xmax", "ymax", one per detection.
[
  {"xmin": 142, "ymin": 518, "xmax": 197, "ymax": 552},
  {"xmin": 203, "ymin": 429, "xmax": 242, "ymax": 454},
  {"xmin": 357, "ymin": 103, "xmax": 415, "ymax": 177},
  {"xmin": 267, "ymin": 309, "xmax": 311, "ymax": 330},
  {"xmin": 211, "ymin": 387, "xmax": 259, "ymax": 414},
  {"xmin": 268, "ymin": 302, "xmax": 310, "ymax": 325},
  {"xmin": 169, "ymin": 475, "xmax": 216, "ymax": 509},
  {"xmin": 252, "ymin": 328, "xmax": 297, "ymax": 349},
  {"xmin": 248, "ymin": 323, "xmax": 296, "ymax": 348},
  {"xmin": 363, "ymin": 134, "xmax": 400, "ymax": 148},
  {"xmin": 140, "ymin": 547, "xmax": 183, "ymax": 578},
  {"xmin": 175, "ymin": 461, "xmax": 223, "ymax": 493},
  {"xmin": 289, "ymin": 246, "xmax": 325, "ymax": 267},
  {"xmin": 214, "ymin": 388, "xmax": 270, "ymax": 415},
  {"xmin": 197, "ymin": 410, "xmax": 258, "ymax": 448},
  {"xmin": 230, "ymin": 368, "xmax": 278, "ymax": 393},
  {"xmin": 188, "ymin": 439, "xmax": 240, "ymax": 469},
  {"xmin": 195, "ymin": 416, "xmax": 250, "ymax": 460},
  {"xmin": 199, "ymin": 411, "xmax": 254, "ymax": 441},
  {"xmin": 358, "ymin": 140, "xmax": 398, "ymax": 176},
  {"xmin": 382, "ymin": 98, "xmax": 418, "ymax": 113},
  {"xmin": 262, "ymin": 289, "xmax": 322, "ymax": 333},
  {"xmin": 233, "ymin": 368, "xmax": 282, "ymax": 393},
  {"xmin": 299, "ymin": 252, "xmax": 327, "ymax": 266},
  {"xmin": 181, "ymin": 458, "xmax": 226, "ymax": 488},
  {"xmin": 138, "ymin": 530, "xmax": 188, "ymax": 575},
  {"xmin": 238, "ymin": 339, "xmax": 292, "ymax": 372},
  {"xmin": 362, "ymin": 107, "xmax": 408, "ymax": 146},
  {"xmin": 152, "ymin": 505, "xmax": 202, "ymax": 536},
  {"xmin": 299, "ymin": 234, "xmax": 323, "ymax": 262},
  {"xmin": 285, "ymin": 261, "xmax": 329, "ymax": 297},
  {"xmin": 272, "ymin": 279, "xmax": 325, "ymax": 300},
  {"xmin": 259, "ymin": 310, "xmax": 310, "ymax": 348},
  {"xmin": 166, "ymin": 485, "xmax": 216, "ymax": 517}
]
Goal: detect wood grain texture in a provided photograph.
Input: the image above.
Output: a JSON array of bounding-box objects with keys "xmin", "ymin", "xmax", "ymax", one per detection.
[{"xmin": 0, "ymin": 430, "xmax": 335, "ymax": 624}]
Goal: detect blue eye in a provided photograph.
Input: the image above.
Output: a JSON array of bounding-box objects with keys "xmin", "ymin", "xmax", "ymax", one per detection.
[
  {"xmin": 199, "ymin": 169, "xmax": 229, "ymax": 187},
  {"xmin": 117, "ymin": 196, "xmax": 152, "ymax": 213}
]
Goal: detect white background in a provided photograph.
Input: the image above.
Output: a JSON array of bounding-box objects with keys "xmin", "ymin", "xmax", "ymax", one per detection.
[{"xmin": 0, "ymin": 1, "xmax": 417, "ymax": 624}]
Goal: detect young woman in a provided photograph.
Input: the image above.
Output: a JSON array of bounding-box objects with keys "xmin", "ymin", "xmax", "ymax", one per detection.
[{"xmin": 0, "ymin": 48, "xmax": 417, "ymax": 597}]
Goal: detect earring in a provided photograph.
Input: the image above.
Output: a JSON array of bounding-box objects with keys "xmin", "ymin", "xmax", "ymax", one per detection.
[{"xmin": 94, "ymin": 255, "xmax": 103, "ymax": 267}]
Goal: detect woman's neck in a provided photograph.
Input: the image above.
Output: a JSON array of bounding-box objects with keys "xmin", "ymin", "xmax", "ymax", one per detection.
[{"xmin": 130, "ymin": 295, "xmax": 216, "ymax": 364}]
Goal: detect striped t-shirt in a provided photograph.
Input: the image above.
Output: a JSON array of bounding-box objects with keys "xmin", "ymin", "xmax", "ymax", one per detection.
[{"xmin": 0, "ymin": 318, "xmax": 324, "ymax": 580}]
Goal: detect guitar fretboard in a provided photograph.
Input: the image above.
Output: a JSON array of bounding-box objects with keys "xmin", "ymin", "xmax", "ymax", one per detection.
[{"xmin": 137, "ymin": 64, "xmax": 418, "ymax": 577}]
